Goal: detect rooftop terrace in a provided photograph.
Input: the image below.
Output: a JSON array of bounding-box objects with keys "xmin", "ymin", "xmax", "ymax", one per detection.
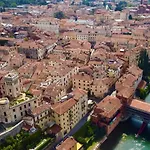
[{"xmin": 10, "ymin": 93, "xmax": 33, "ymax": 107}]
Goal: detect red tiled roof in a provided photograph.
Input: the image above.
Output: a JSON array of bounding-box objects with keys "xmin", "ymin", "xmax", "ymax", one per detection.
[
  {"xmin": 31, "ymin": 103, "xmax": 50, "ymax": 116},
  {"xmin": 130, "ymin": 99, "xmax": 150, "ymax": 113},
  {"xmin": 94, "ymin": 96, "xmax": 122, "ymax": 119},
  {"xmin": 56, "ymin": 137, "xmax": 77, "ymax": 150},
  {"xmin": 22, "ymin": 123, "xmax": 32, "ymax": 131},
  {"xmin": 52, "ymin": 98, "xmax": 77, "ymax": 115},
  {"xmin": 47, "ymin": 124, "xmax": 62, "ymax": 134}
]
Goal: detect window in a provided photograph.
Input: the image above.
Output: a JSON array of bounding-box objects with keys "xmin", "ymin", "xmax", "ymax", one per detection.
[
  {"xmin": 28, "ymin": 103, "xmax": 30, "ymax": 106},
  {"xmin": 5, "ymin": 118, "xmax": 8, "ymax": 122},
  {"xmin": 21, "ymin": 112, "xmax": 23, "ymax": 116},
  {"xmin": 64, "ymin": 130, "xmax": 67, "ymax": 135},
  {"xmin": 24, "ymin": 105, "xmax": 26, "ymax": 108},
  {"xmin": 14, "ymin": 115, "xmax": 16, "ymax": 119},
  {"xmin": 13, "ymin": 109, "xmax": 15, "ymax": 112},
  {"xmin": 25, "ymin": 110, "xmax": 27, "ymax": 115},
  {"xmin": 4, "ymin": 112, "xmax": 6, "ymax": 116},
  {"xmin": 34, "ymin": 101, "xmax": 36, "ymax": 104},
  {"xmin": 20, "ymin": 107, "xmax": 22, "ymax": 110}
]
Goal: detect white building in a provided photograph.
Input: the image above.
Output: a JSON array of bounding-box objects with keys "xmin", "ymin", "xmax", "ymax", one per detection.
[
  {"xmin": 33, "ymin": 19, "xmax": 59, "ymax": 34},
  {"xmin": 1, "ymin": 72, "xmax": 21, "ymax": 98}
]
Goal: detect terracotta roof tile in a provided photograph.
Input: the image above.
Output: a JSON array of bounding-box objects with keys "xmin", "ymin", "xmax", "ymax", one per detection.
[
  {"xmin": 94, "ymin": 96, "xmax": 122, "ymax": 119},
  {"xmin": 56, "ymin": 137, "xmax": 77, "ymax": 150},
  {"xmin": 52, "ymin": 98, "xmax": 77, "ymax": 115}
]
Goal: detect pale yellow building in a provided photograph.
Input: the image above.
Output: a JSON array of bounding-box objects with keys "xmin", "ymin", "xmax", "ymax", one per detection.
[
  {"xmin": 0, "ymin": 95, "xmax": 38, "ymax": 123},
  {"xmin": 51, "ymin": 89, "xmax": 88, "ymax": 136},
  {"xmin": 73, "ymin": 72, "xmax": 116, "ymax": 98},
  {"xmin": 31, "ymin": 103, "xmax": 52, "ymax": 129},
  {"xmin": 72, "ymin": 72, "xmax": 93, "ymax": 91},
  {"xmin": 91, "ymin": 79, "xmax": 108, "ymax": 98}
]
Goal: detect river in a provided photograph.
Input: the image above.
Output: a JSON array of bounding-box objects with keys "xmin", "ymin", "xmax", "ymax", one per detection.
[{"xmin": 99, "ymin": 94, "xmax": 150, "ymax": 150}]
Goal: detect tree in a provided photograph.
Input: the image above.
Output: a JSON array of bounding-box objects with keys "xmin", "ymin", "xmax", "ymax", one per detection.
[
  {"xmin": 77, "ymin": 137, "xmax": 87, "ymax": 144},
  {"xmin": 82, "ymin": 0, "xmax": 89, "ymax": 6},
  {"xmin": 115, "ymin": 1, "xmax": 127, "ymax": 11},
  {"xmin": 0, "ymin": 0, "xmax": 47, "ymax": 8},
  {"xmin": 71, "ymin": 1, "xmax": 74, "ymax": 5},
  {"xmin": 90, "ymin": 8, "xmax": 96, "ymax": 15},
  {"xmin": 54, "ymin": 11, "xmax": 65, "ymax": 19},
  {"xmin": 103, "ymin": 1, "xmax": 106, "ymax": 8},
  {"xmin": 129, "ymin": 14, "xmax": 133, "ymax": 20},
  {"xmin": 87, "ymin": 125, "xmax": 94, "ymax": 137},
  {"xmin": 138, "ymin": 49, "xmax": 149, "ymax": 77},
  {"xmin": 5, "ymin": 136, "xmax": 15, "ymax": 145},
  {"xmin": 139, "ymin": 88, "xmax": 147, "ymax": 99},
  {"xmin": 147, "ymin": 84, "xmax": 150, "ymax": 91},
  {"xmin": 3, "ymin": 145, "xmax": 14, "ymax": 150},
  {"xmin": 108, "ymin": 3, "xmax": 113, "ymax": 10},
  {"xmin": 0, "ymin": 1, "xmax": 4, "ymax": 7},
  {"xmin": 10, "ymin": 2, "xmax": 17, "ymax": 7}
]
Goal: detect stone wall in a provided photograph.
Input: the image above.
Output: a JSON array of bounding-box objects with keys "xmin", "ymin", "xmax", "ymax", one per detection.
[{"xmin": 0, "ymin": 120, "xmax": 24, "ymax": 141}]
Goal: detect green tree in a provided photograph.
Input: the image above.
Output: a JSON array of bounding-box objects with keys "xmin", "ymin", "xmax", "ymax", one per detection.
[
  {"xmin": 10, "ymin": 2, "xmax": 17, "ymax": 7},
  {"xmin": 77, "ymin": 137, "xmax": 87, "ymax": 144},
  {"xmin": 82, "ymin": 0, "xmax": 89, "ymax": 6},
  {"xmin": 115, "ymin": 1, "xmax": 127, "ymax": 11},
  {"xmin": 0, "ymin": 0, "xmax": 47, "ymax": 8},
  {"xmin": 147, "ymin": 84, "xmax": 150, "ymax": 91},
  {"xmin": 3, "ymin": 145, "xmax": 14, "ymax": 150},
  {"xmin": 87, "ymin": 125, "xmax": 94, "ymax": 137},
  {"xmin": 139, "ymin": 88, "xmax": 147, "ymax": 99},
  {"xmin": 5, "ymin": 136, "xmax": 15, "ymax": 145},
  {"xmin": 54, "ymin": 11, "xmax": 65, "ymax": 19},
  {"xmin": 0, "ymin": 1, "xmax": 4, "ymax": 7},
  {"xmin": 129, "ymin": 14, "xmax": 133, "ymax": 20},
  {"xmin": 103, "ymin": 1, "xmax": 106, "ymax": 8},
  {"xmin": 138, "ymin": 49, "xmax": 149, "ymax": 77},
  {"xmin": 108, "ymin": 3, "xmax": 113, "ymax": 10}
]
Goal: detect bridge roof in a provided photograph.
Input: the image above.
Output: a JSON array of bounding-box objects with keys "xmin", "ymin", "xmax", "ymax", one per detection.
[{"xmin": 130, "ymin": 99, "xmax": 150, "ymax": 113}]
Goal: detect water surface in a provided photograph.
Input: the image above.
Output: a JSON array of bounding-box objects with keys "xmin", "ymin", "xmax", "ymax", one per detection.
[{"xmin": 100, "ymin": 118, "xmax": 150, "ymax": 150}]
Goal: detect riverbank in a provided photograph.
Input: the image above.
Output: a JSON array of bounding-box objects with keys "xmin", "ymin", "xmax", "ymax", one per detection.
[
  {"xmin": 100, "ymin": 118, "xmax": 150, "ymax": 150},
  {"xmin": 87, "ymin": 136, "xmax": 107, "ymax": 150}
]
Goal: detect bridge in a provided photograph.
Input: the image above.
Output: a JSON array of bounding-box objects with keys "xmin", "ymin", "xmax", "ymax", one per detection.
[{"xmin": 126, "ymin": 99, "xmax": 150, "ymax": 123}]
